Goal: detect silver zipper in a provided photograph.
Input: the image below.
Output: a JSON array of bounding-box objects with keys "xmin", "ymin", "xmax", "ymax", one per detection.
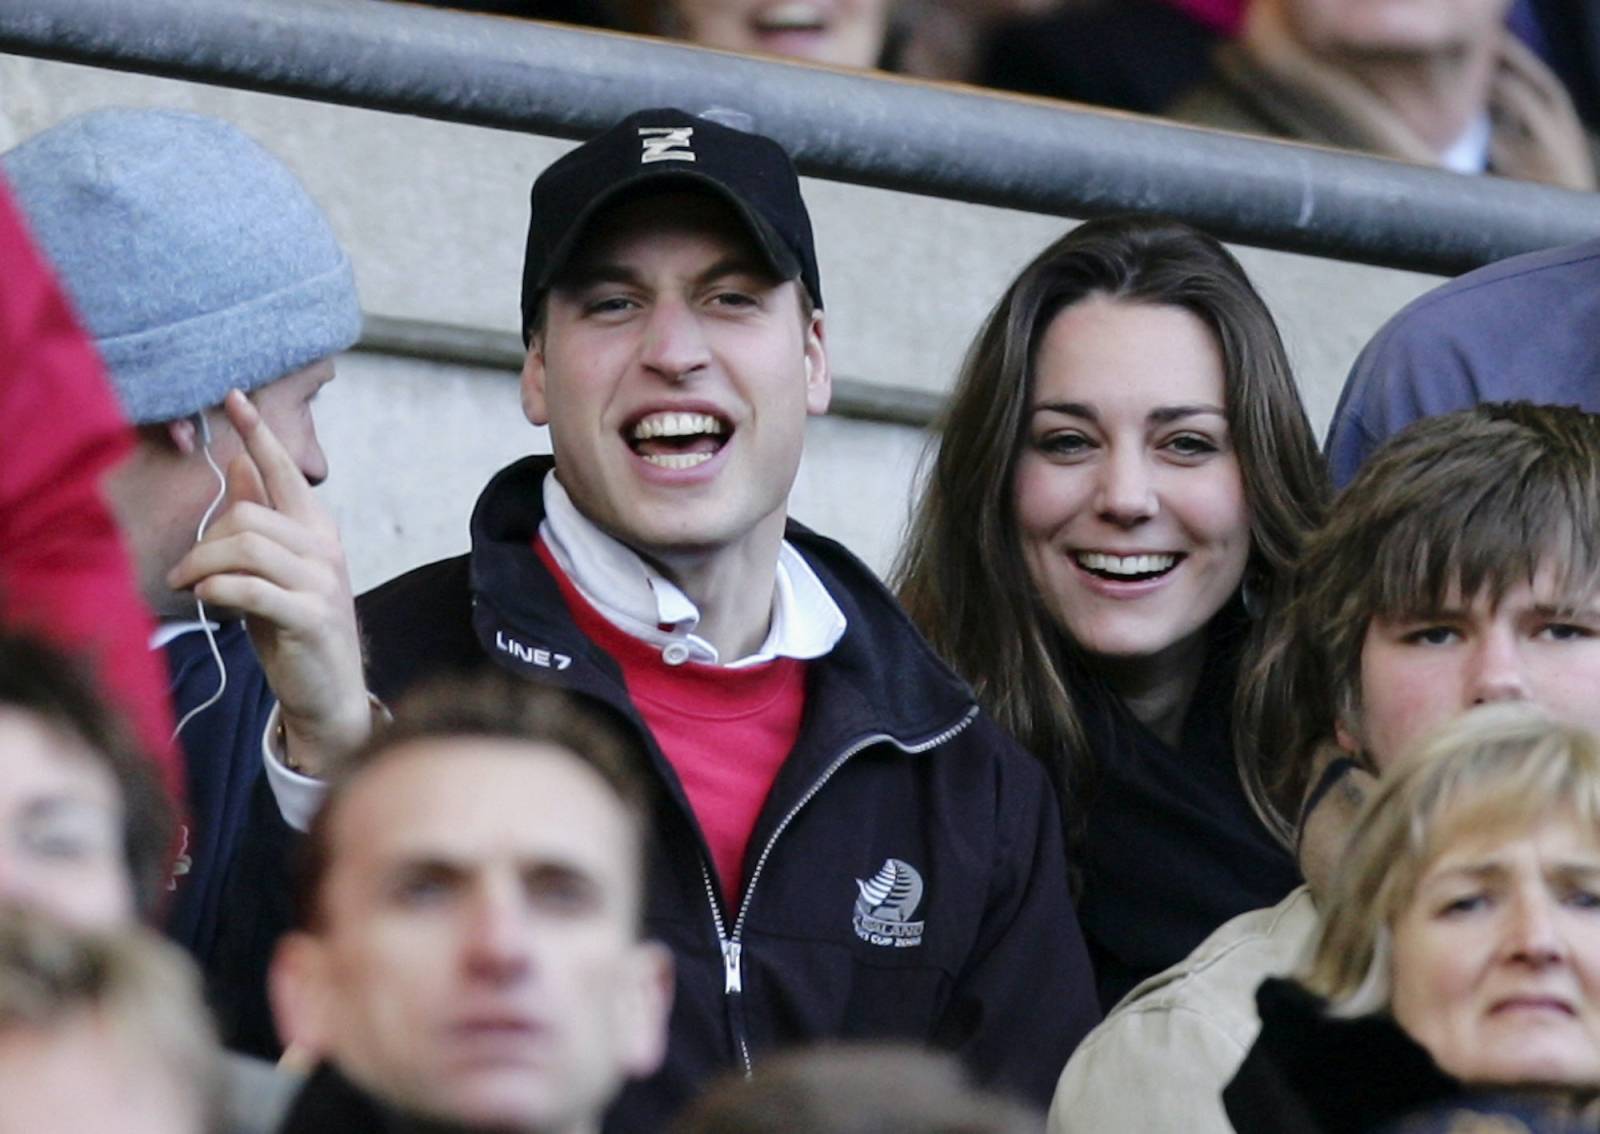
[
  {"xmin": 698, "ymin": 857, "xmax": 730, "ymax": 967},
  {"xmin": 698, "ymin": 861, "xmax": 756, "ymax": 1070},
  {"xmin": 697, "ymin": 706, "xmax": 980, "ymax": 1076},
  {"xmin": 731, "ymin": 705, "xmax": 979, "ymax": 943},
  {"xmin": 721, "ymin": 939, "xmax": 743, "ymax": 994}
]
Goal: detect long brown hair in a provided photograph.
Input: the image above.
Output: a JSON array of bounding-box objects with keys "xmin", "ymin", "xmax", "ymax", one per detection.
[{"xmin": 893, "ymin": 216, "xmax": 1326, "ymax": 839}]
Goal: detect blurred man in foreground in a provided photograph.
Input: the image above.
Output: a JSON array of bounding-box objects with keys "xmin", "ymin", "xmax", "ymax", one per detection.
[{"xmin": 271, "ymin": 672, "xmax": 672, "ymax": 1133}]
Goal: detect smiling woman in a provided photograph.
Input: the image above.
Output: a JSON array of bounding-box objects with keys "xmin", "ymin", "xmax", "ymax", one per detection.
[
  {"xmin": 1013, "ymin": 298, "xmax": 1250, "ymax": 670},
  {"xmin": 894, "ymin": 215, "xmax": 1329, "ymax": 1008},
  {"xmin": 639, "ymin": 0, "xmax": 893, "ymax": 67},
  {"xmin": 1226, "ymin": 705, "xmax": 1600, "ymax": 1132}
]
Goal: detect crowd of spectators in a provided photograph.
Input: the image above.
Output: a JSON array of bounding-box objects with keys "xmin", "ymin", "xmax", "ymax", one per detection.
[
  {"xmin": 413, "ymin": 0, "xmax": 1599, "ymax": 187},
  {"xmin": 5, "ymin": 6, "xmax": 1600, "ymax": 1130}
]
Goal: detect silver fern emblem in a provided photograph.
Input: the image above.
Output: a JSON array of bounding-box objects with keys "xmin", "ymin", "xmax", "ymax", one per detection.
[{"xmin": 854, "ymin": 858, "xmax": 924, "ymax": 922}]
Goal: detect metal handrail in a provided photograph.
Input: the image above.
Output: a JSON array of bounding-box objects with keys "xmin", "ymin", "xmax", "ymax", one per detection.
[{"xmin": 3, "ymin": 0, "xmax": 1598, "ymax": 275}]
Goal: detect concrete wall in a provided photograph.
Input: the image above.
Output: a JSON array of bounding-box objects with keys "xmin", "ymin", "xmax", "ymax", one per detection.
[{"xmin": 0, "ymin": 53, "xmax": 1444, "ymax": 591}]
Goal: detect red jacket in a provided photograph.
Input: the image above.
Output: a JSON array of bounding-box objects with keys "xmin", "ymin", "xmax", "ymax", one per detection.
[{"xmin": 0, "ymin": 175, "xmax": 182, "ymax": 800}]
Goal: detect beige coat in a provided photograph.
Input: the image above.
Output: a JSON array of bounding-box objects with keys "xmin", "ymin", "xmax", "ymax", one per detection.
[{"xmin": 1047, "ymin": 887, "xmax": 1318, "ymax": 1134}]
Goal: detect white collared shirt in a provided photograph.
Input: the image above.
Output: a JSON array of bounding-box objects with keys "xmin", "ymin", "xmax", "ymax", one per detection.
[{"xmin": 539, "ymin": 473, "xmax": 846, "ymax": 668}]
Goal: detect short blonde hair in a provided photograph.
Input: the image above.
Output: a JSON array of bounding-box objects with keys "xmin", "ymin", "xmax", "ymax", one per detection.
[
  {"xmin": 0, "ymin": 906, "xmax": 221, "ymax": 1121},
  {"xmin": 1302, "ymin": 704, "xmax": 1600, "ymax": 1015}
]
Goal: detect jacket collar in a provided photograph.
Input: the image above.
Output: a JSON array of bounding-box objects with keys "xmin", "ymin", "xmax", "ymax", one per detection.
[
  {"xmin": 540, "ymin": 471, "xmax": 846, "ymax": 666},
  {"xmin": 467, "ymin": 456, "xmax": 976, "ymax": 748}
]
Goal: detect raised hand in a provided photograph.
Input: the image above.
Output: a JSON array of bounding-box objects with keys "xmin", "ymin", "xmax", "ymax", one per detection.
[{"xmin": 167, "ymin": 389, "xmax": 370, "ymax": 776}]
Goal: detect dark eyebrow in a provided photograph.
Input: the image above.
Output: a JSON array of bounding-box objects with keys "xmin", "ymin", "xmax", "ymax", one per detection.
[
  {"xmin": 1032, "ymin": 402, "xmax": 1098, "ymax": 421},
  {"xmin": 552, "ymin": 263, "xmax": 642, "ymax": 293},
  {"xmin": 1149, "ymin": 404, "xmax": 1227, "ymax": 425},
  {"xmin": 1530, "ymin": 603, "xmax": 1600, "ymax": 619},
  {"xmin": 1386, "ymin": 604, "xmax": 1469, "ymax": 622},
  {"xmin": 1029, "ymin": 402, "xmax": 1227, "ymax": 424},
  {"xmin": 555, "ymin": 255, "xmax": 779, "ymax": 295},
  {"xmin": 521, "ymin": 859, "xmax": 605, "ymax": 897},
  {"xmin": 381, "ymin": 852, "xmax": 605, "ymax": 882},
  {"xmin": 385, "ymin": 854, "xmax": 469, "ymax": 879},
  {"xmin": 695, "ymin": 254, "xmax": 780, "ymax": 288},
  {"xmin": 1389, "ymin": 601, "xmax": 1600, "ymax": 624}
]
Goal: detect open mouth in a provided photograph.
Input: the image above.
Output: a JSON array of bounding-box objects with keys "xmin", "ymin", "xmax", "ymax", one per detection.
[
  {"xmin": 1074, "ymin": 551, "xmax": 1180, "ymax": 583},
  {"xmin": 628, "ymin": 411, "xmax": 730, "ymax": 470},
  {"xmin": 753, "ymin": 1, "xmax": 829, "ymax": 34}
]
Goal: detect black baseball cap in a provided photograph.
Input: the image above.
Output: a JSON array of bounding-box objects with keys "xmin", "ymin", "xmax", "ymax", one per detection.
[{"xmin": 520, "ymin": 108, "xmax": 822, "ymax": 342}]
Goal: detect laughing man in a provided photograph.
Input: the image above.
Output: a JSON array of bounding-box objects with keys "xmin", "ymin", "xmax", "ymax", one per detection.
[{"xmin": 340, "ymin": 108, "xmax": 1100, "ymax": 1127}]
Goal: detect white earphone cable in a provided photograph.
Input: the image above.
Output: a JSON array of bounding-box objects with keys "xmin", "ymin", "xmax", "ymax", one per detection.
[{"xmin": 170, "ymin": 417, "xmax": 230, "ymax": 741}]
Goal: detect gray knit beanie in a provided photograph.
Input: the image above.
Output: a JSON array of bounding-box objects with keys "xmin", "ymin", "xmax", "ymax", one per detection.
[{"xmin": 1, "ymin": 107, "xmax": 361, "ymax": 425}]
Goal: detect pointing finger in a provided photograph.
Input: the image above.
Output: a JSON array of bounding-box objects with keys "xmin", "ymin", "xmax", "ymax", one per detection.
[
  {"xmin": 186, "ymin": 500, "xmax": 324, "ymax": 560},
  {"xmin": 226, "ymin": 449, "xmax": 269, "ymax": 514},
  {"xmin": 223, "ymin": 388, "xmax": 317, "ymax": 520}
]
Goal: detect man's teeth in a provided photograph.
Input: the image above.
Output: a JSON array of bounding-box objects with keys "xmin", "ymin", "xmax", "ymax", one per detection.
[
  {"xmin": 632, "ymin": 412, "xmax": 725, "ymax": 441},
  {"xmin": 642, "ymin": 452, "xmax": 715, "ymax": 470},
  {"xmin": 1076, "ymin": 552, "xmax": 1177, "ymax": 576},
  {"xmin": 756, "ymin": 1, "xmax": 825, "ymax": 29}
]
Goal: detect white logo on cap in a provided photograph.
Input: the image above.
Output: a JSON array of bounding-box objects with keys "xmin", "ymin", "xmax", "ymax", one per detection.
[{"xmin": 639, "ymin": 126, "xmax": 696, "ymax": 164}]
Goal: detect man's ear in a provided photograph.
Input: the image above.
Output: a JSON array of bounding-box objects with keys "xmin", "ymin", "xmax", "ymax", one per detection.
[
  {"xmin": 617, "ymin": 941, "xmax": 675, "ymax": 1079},
  {"xmin": 521, "ymin": 341, "xmax": 551, "ymax": 427},
  {"xmin": 164, "ymin": 415, "xmax": 202, "ymax": 457},
  {"xmin": 803, "ymin": 309, "xmax": 831, "ymax": 417},
  {"xmin": 269, "ymin": 931, "xmax": 334, "ymax": 1059}
]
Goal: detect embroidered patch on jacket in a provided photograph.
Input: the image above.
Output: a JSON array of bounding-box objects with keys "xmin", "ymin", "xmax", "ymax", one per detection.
[{"xmin": 853, "ymin": 858, "xmax": 925, "ymax": 948}]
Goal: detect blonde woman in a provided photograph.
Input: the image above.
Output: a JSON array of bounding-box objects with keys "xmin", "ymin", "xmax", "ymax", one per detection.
[{"xmin": 1227, "ymin": 704, "xmax": 1600, "ymax": 1131}]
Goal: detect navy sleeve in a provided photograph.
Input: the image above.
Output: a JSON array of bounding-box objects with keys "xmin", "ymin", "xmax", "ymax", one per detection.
[
  {"xmin": 164, "ymin": 624, "xmax": 276, "ymax": 958},
  {"xmin": 162, "ymin": 624, "xmax": 295, "ymax": 1057},
  {"xmin": 1324, "ymin": 323, "xmax": 1426, "ymax": 491},
  {"xmin": 207, "ymin": 772, "xmax": 299, "ymax": 1058}
]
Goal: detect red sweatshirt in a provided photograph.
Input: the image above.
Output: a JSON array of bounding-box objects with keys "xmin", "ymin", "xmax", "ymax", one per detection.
[{"xmin": 536, "ymin": 538, "xmax": 804, "ymax": 906}]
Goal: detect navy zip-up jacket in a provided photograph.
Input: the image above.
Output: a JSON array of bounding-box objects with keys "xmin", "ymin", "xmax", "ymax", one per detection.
[{"xmin": 357, "ymin": 457, "xmax": 1100, "ymax": 1127}]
